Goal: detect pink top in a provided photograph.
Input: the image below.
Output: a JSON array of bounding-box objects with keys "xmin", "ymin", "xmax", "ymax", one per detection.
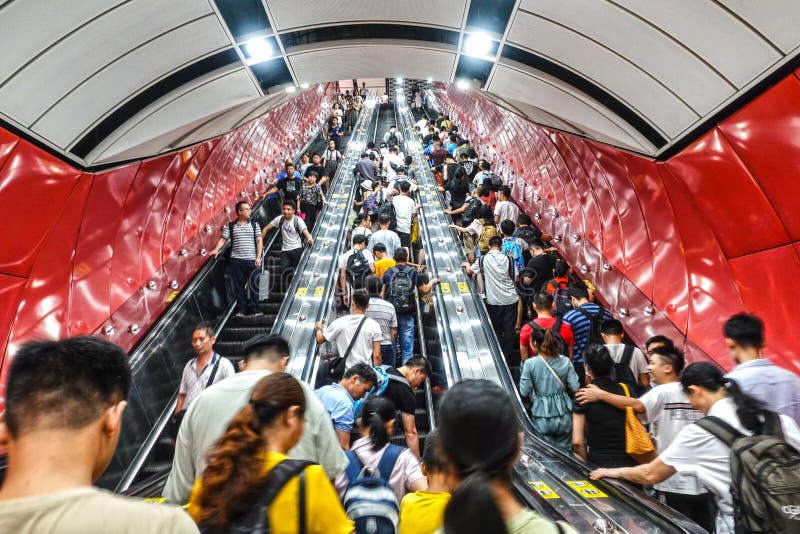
[{"xmin": 334, "ymin": 437, "xmax": 425, "ymax": 502}]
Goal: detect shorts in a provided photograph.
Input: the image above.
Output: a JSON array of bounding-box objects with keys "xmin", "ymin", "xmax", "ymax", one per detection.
[
  {"xmin": 398, "ymin": 231, "xmax": 412, "ymax": 247},
  {"xmin": 462, "ymin": 233, "xmax": 476, "ymax": 256}
]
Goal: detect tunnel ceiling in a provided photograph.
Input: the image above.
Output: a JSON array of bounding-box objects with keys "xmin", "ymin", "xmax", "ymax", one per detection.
[{"xmin": 1, "ymin": 0, "xmax": 799, "ymax": 167}]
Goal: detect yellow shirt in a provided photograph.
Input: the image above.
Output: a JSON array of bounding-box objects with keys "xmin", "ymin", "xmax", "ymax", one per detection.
[
  {"xmin": 374, "ymin": 258, "xmax": 396, "ymax": 278},
  {"xmin": 188, "ymin": 451, "xmax": 353, "ymax": 534},
  {"xmin": 399, "ymin": 490, "xmax": 450, "ymax": 534}
]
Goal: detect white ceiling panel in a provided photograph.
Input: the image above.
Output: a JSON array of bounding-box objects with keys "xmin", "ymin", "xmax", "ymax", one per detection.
[
  {"xmin": 267, "ymin": 0, "xmax": 467, "ymax": 32},
  {"xmin": 288, "ymin": 44, "xmax": 457, "ymax": 87},
  {"xmin": 0, "ymin": 0, "xmax": 211, "ymax": 126},
  {"xmin": 507, "ymin": 11, "xmax": 698, "ymax": 137},
  {"xmin": 35, "ymin": 16, "xmax": 233, "ymax": 149},
  {"xmin": 488, "ymin": 63, "xmax": 652, "ymax": 153},
  {"xmin": 610, "ymin": 0, "xmax": 781, "ymax": 88},
  {"xmin": 93, "ymin": 69, "xmax": 259, "ymax": 163},
  {"xmin": 718, "ymin": 0, "xmax": 800, "ymax": 53},
  {"xmin": 519, "ymin": 0, "xmax": 732, "ymax": 115}
]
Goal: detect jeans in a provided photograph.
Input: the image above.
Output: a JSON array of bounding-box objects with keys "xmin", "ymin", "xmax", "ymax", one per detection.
[
  {"xmin": 486, "ymin": 302, "xmax": 519, "ymax": 368},
  {"xmin": 394, "ymin": 314, "xmax": 415, "ymax": 365},
  {"xmin": 229, "ymin": 257, "xmax": 258, "ymax": 313},
  {"xmin": 279, "ymin": 248, "xmax": 303, "ymax": 289},
  {"xmin": 380, "ymin": 344, "xmax": 395, "ymax": 366},
  {"xmin": 300, "ymin": 202, "xmax": 319, "ymax": 232}
]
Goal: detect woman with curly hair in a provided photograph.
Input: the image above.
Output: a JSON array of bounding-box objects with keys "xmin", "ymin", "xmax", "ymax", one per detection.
[{"xmin": 187, "ymin": 373, "xmax": 353, "ymax": 533}]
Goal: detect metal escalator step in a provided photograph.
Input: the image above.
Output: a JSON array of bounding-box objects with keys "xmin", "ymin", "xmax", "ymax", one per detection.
[
  {"xmin": 216, "ymin": 324, "xmax": 276, "ymax": 341},
  {"xmin": 259, "ymin": 302, "xmax": 282, "ymax": 313},
  {"xmin": 226, "ymin": 314, "xmax": 273, "ymax": 327},
  {"xmin": 213, "ymin": 341, "xmax": 248, "ymax": 357}
]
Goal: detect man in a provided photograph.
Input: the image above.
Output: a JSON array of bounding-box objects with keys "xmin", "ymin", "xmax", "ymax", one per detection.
[
  {"xmin": 521, "ymin": 240, "xmax": 556, "ymax": 294},
  {"xmin": 210, "ymin": 201, "xmax": 262, "ymax": 315},
  {"xmin": 338, "ymin": 234, "xmax": 374, "ymax": 294},
  {"xmin": 0, "ymin": 337, "xmax": 197, "ymax": 532},
  {"xmin": 380, "ymin": 356, "xmax": 432, "ymax": 458},
  {"xmin": 364, "ymin": 275, "xmax": 398, "ymax": 365},
  {"xmin": 391, "ymin": 181, "xmax": 418, "ymax": 252},
  {"xmin": 519, "ymin": 292, "xmax": 575, "ymax": 361},
  {"xmin": 575, "ymin": 345, "xmax": 715, "ymax": 533},
  {"xmin": 174, "ymin": 322, "xmax": 235, "ymax": 418},
  {"xmin": 371, "ymin": 243, "xmax": 396, "ymax": 278},
  {"xmin": 316, "ymin": 363, "xmax": 377, "ymax": 450},
  {"xmin": 315, "ymin": 290, "xmax": 382, "ymax": 367},
  {"xmin": 260, "ymin": 200, "xmax": 313, "ymax": 279},
  {"xmin": 601, "ymin": 319, "xmax": 651, "ymax": 395},
  {"xmin": 263, "ymin": 162, "xmax": 304, "ymax": 212},
  {"xmin": 562, "ymin": 284, "xmax": 613, "ymax": 386},
  {"xmin": 353, "ymin": 152, "xmax": 377, "ymax": 184},
  {"xmin": 724, "ymin": 313, "xmax": 800, "ymax": 423},
  {"xmin": 383, "ymin": 124, "xmax": 404, "ymax": 148},
  {"xmin": 369, "ymin": 213, "xmax": 402, "ymax": 258},
  {"xmin": 494, "ymin": 186, "xmax": 519, "ymax": 225},
  {"xmin": 304, "ymin": 153, "xmax": 329, "ymax": 189},
  {"xmin": 428, "ymin": 141, "xmax": 450, "ymax": 167},
  {"xmin": 163, "ymin": 334, "xmax": 347, "ymax": 503},
  {"xmin": 422, "ymin": 127, "xmax": 437, "ymax": 147},
  {"xmin": 461, "ymin": 236, "xmax": 520, "ymax": 367},
  {"xmin": 384, "ymin": 146, "xmax": 404, "ymax": 181},
  {"xmin": 384, "ymin": 248, "xmax": 440, "ymax": 364}
]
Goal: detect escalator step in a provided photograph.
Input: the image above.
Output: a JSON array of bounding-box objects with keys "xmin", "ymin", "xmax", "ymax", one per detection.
[
  {"xmin": 214, "ymin": 341, "xmax": 250, "ymax": 357},
  {"xmin": 227, "ymin": 314, "xmax": 274, "ymax": 327}
]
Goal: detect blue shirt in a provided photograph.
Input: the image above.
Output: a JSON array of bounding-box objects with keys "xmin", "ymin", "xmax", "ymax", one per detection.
[
  {"xmin": 726, "ymin": 359, "xmax": 800, "ymax": 425},
  {"xmin": 561, "ymin": 303, "xmax": 612, "ymax": 363},
  {"xmin": 315, "ymin": 383, "xmax": 355, "ymax": 432}
]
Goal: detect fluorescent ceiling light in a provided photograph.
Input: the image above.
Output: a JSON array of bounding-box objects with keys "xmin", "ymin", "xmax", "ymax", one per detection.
[
  {"xmin": 395, "ymin": 77, "xmax": 403, "ymax": 84},
  {"xmin": 427, "ymin": 77, "xmax": 433, "ymax": 83},
  {"xmin": 456, "ymin": 79, "xmax": 470, "ymax": 90},
  {"xmin": 285, "ymin": 86, "xmax": 297, "ymax": 93},
  {"xmin": 244, "ymin": 37, "xmax": 273, "ymax": 63},
  {"xmin": 300, "ymin": 82, "xmax": 309, "ymax": 89},
  {"xmin": 464, "ymin": 32, "xmax": 492, "ymax": 58}
]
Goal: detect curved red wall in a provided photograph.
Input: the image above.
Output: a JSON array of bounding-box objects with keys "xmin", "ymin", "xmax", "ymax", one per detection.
[
  {"xmin": 434, "ymin": 72, "xmax": 800, "ymax": 375},
  {"xmin": 0, "ymin": 86, "xmax": 331, "ymax": 406}
]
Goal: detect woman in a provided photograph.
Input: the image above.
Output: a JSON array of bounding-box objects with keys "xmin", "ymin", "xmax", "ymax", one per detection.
[
  {"xmin": 438, "ymin": 380, "xmax": 575, "ymax": 533},
  {"xmin": 351, "ymin": 213, "xmax": 372, "ymax": 241},
  {"xmin": 519, "ymin": 329, "xmax": 579, "ymax": 452},
  {"xmin": 299, "ymin": 171, "xmax": 327, "ymax": 232},
  {"xmin": 572, "ymin": 345, "xmax": 635, "ymax": 468},
  {"xmin": 298, "ymin": 153, "xmax": 312, "ymax": 175},
  {"xmin": 590, "ymin": 362, "xmax": 800, "ymax": 534},
  {"xmin": 449, "ymin": 203, "xmax": 493, "ymax": 263},
  {"xmin": 444, "ymin": 166, "xmax": 469, "ymax": 213},
  {"xmin": 335, "ymin": 396, "xmax": 426, "ymax": 502},
  {"xmin": 188, "ymin": 373, "xmax": 352, "ymax": 533}
]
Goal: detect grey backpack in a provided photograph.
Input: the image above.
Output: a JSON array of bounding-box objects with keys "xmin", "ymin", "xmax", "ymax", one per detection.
[{"xmin": 696, "ymin": 411, "xmax": 800, "ymax": 533}]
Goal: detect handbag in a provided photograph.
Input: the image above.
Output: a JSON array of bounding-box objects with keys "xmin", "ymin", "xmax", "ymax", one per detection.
[
  {"xmin": 327, "ymin": 316, "xmax": 368, "ymax": 381},
  {"xmin": 619, "ymin": 382, "xmax": 657, "ymax": 464}
]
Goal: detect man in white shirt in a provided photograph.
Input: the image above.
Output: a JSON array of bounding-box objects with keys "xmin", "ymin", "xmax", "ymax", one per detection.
[
  {"xmin": 261, "ymin": 201, "xmax": 313, "ymax": 279},
  {"xmin": 338, "ymin": 234, "xmax": 375, "ymax": 295},
  {"xmin": 175, "ymin": 323, "xmax": 235, "ymax": 416},
  {"xmin": 391, "ymin": 181, "xmax": 418, "ymax": 253},
  {"xmin": 723, "ymin": 313, "xmax": 800, "ymax": 424},
  {"xmin": 576, "ymin": 345, "xmax": 714, "ymax": 532},
  {"xmin": 384, "ymin": 146, "xmax": 404, "ymax": 181},
  {"xmin": 493, "ymin": 186, "xmax": 519, "ymax": 226},
  {"xmin": 369, "ymin": 213, "xmax": 402, "ymax": 258},
  {"xmin": 383, "ymin": 124, "xmax": 404, "ymax": 148},
  {"xmin": 600, "ymin": 319, "xmax": 651, "ymax": 394},
  {"xmin": 163, "ymin": 335, "xmax": 347, "ymax": 503},
  {"xmin": 315, "ymin": 290, "xmax": 382, "ymax": 367}
]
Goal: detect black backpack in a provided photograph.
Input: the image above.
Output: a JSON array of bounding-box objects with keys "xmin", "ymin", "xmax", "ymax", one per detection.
[
  {"xmin": 387, "ymin": 267, "xmax": 415, "ymax": 315},
  {"xmin": 528, "ymin": 318, "xmax": 568, "ymax": 357},
  {"xmin": 225, "ymin": 221, "xmax": 259, "ymax": 260},
  {"xmin": 199, "ymin": 459, "xmax": 313, "ymax": 533},
  {"xmin": 378, "ymin": 200, "xmax": 398, "ymax": 231},
  {"xmin": 387, "ymin": 131, "xmax": 399, "ymax": 147},
  {"xmin": 696, "ymin": 411, "xmax": 800, "ymax": 534},
  {"xmin": 613, "ymin": 345, "xmax": 638, "ymax": 396},
  {"xmin": 543, "ymin": 279, "xmax": 573, "ymax": 317},
  {"xmin": 576, "ymin": 306, "xmax": 606, "ymax": 346},
  {"xmin": 346, "ymin": 249, "xmax": 372, "ymax": 289},
  {"xmin": 515, "ymin": 225, "xmax": 541, "ymax": 247},
  {"xmin": 461, "ymin": 196, "xmax": 481, "ymax": 225}
]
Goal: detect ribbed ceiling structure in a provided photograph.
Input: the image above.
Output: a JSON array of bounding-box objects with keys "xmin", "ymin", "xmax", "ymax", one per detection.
[{"xmin": 1, "ymin": 0, "xmax": 799, "ymax": 166}]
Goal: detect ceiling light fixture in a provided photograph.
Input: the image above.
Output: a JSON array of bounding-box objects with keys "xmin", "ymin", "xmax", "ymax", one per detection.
[
  {"xmin": 464, "ymin": 32, "xmax": 492, "ymax": 58},
  {"xmin": 395, "ymin": 77, "xmax": 403, "ymax": 84},
  {"xmin": 456, "ymin": 79, "xmax": 470, "ymax": 90},
  {"xmin": 300, "ymin": 82, "xmax": 309, "ymax": 89},
  {"xmin": 244, "ymin": 37, "xmax": 273, "ymax": 63},
  {"xmin": 285, "ymin": 86, "xmax": 297, "ymax": 93}
]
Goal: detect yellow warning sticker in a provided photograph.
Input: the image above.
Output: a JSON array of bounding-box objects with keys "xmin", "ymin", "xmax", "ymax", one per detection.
[
  {"xmin": 566, "ymin": 480, "xmax": 607, "ymax": 498},
  {"xmin": 432, "ymin": 200, "xmax": 440, "ymax": 206},
  {"xmin": 295, "ymin": 287, "xmax": 307, "ymax": 297},
  {"xmin": 528, "ymin": 481, "xmax": 560, "ymax": 499},
  {"xmin": 165, "ymin": 290, "xmax": 180, "ymax": 303},
  {"xmin": 144, "ymin": 497, "xmax": 166, "ymax": 503},
  {"xmin": 332, "ymin": 193, "xmax": 340, "ymax": 199},
  {"xmin": 314, "ymin": 286, "xmax": 324, "ymax": 297},
  {"xmin": 457, "ymin": 282, "xmax": 470, "ymax": 294},
  {"xmin": 439, "ymin": 282, "xmax": 451, "ymax": 294},
  {"xmin": 339, "ymin": 202, "xmax": 346, "ymax": 208}
]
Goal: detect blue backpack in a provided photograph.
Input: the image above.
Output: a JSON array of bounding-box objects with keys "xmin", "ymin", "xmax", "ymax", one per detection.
[
  {"xmin": 343, "ymin": 445, "xmax": 403, "ymax": 534},
  {"xmin": 501, "ymin": 237, "xmax": 524, "ymax": 271},
  {"xmin": 353, "ymin": 365, "xmax": 409, "ymax": 418}
]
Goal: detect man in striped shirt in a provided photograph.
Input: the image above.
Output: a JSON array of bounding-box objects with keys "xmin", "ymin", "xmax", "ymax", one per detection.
[
  {"xmin": 562, "ymin": 284, "xmax": 612, "ymax": 386},
  {"xmin": 364, "ymin": 275, "xmax": 398, "ymax": 366},
  {"xmin": 211, "ymin": 201, "xmax": 262, "ymax": 315}
]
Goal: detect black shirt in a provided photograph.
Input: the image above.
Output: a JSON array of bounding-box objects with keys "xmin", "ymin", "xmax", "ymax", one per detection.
[
  {"xmin": 523, "ymin": 253, "xmax": 556, "ymax": 292},
  {"xmin": 277, "ymin": 175, "xmax": 304, "ymax": 201},
  {"xmin": 573, "ymin": 376, "xmax": 631, "ymax": 466},
  {"xmin": 304, "ymin": 164, "xmax": 326, "ymax": 180},
  {"xmin": 381, "ymin": 367, "xmax": 415, "ymax": 415}
]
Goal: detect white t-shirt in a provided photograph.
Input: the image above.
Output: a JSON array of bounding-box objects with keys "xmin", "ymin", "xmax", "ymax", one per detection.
[
  {"xmin": 638, "ymin": 382, "xmax": 705, "ymax": 494},
  {"xmin": 471, "ymin": 250, "xmax": 519, "ymax": 306},
  {"xmin": 605, "ymin": 344, "xmax": 649, "ymax": 380},
  {"xmin": 494, "ymin": 200, "xmax": 519, "ymax": 225},
  {"xmin": 338, "ymin": 247, "xmax": 375, "ymax": 270},
  {"xmin": 352, "ymin": 226, "xmax": 372, "ymax": 240},
  {"xmin": 384, "ymin": 153, "xmax": 404, "ymax": 180},
  {"xmin": 388, "ymin": 179, "xmax": 417, "ymax": 194},
  {"xmin": 323, "ymin": 314, "xmax": 382, "ymax": 367},
  {"xmin": 392, "ymin": 195, "xmax": 416, "ymax": 234},
  {"xmin": 660, "ymin": 397, "xmax": 800, "ymax": 531},
  {"xmin": 269, "ymin": 215, "xmax": 307, "ymax": 251}
]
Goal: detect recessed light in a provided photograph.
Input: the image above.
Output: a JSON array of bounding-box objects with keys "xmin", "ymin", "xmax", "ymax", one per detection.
[
  {"xmin": 243, "ymin": 38, "xmax": 273, "ymax": 63},
  {"xmin": 464, "ymin": 32, "xmax": 492, "ymax": 57}
]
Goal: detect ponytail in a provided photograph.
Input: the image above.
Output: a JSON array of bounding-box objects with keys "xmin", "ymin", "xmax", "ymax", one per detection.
[
  {"xmin": 360, "ymin": 396, "xmax": 396, "ymax": 451},
  {"xmin": 444, "ymin": 471, "xmax": 505, "ymax": 533},
  {"xmin": 540, "ymin": 329, "xmax": 560, "ymax": 357}
]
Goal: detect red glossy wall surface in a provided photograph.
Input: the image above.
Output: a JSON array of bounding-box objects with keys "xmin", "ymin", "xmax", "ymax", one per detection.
[
  {"xmin": 0, "ymin": 86, "xmax": 331, "ymax": 406},
  {"xmin": 434, "ymin": 74, "xmax": 800, "ymax": 376}
]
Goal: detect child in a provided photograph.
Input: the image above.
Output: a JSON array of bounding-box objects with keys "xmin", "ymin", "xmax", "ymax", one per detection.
[
  {"xmin": 399, "ymin": 431, "xmax": 456, "ymax": 534},
  {"xmin": 300, "ymin": 172, "xmax": 326, "ymax": 231},
  {"xmin": 372, "ymin": 243, "xmax": 396, "ymax": 278}
]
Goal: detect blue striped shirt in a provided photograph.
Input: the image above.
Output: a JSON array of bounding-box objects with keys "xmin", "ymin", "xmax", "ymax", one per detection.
[{"xmin": 562, "ymin": 303, "xmax": 612, "ymax": 362}]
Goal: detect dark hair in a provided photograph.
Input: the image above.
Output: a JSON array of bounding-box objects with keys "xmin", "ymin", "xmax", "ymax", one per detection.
[
  {"xmin": 351, "ymin": 289, "xmax": 370, "ymax": 310},
  {"xmin": 499, "ymin": 219, "xmax": 515, "ymax": 236},
  {"xmin": 650, "ymin": 345, "xmax": 685, "ymax": 375},
  {"xmin": 723, "ymin": 313, "xmax": 764, "ymax": 349},
  {"xmin": 194, "ymin": 321, "xmax": 216, "ymax": 337},
  {"xmin": 352, "ymin": 234, "xmax": 368, "ymax": 245},
  {"xmin": 477, "ymin": 204, "xmax": 493, "ymax": 222},
  {"xmin": 516, "ymin": 213, "xmax": 532, "ymax": 226},
  {"xmin": 364, "ymin": 275, "xmax": 383, "ymax": 296},
  {"xmin": 360, "ymin": 396, "xmax": 396, "ymax": 451},
  {"xmin": 534, "ymin": 291, "xmax": 554, "ymax": 311},
  {"xmin": 568, "ymin": 283, "xmax": 589, "ymax": 301},
  {"xmin": 353, "ymin": 214, "xmax": 366, "ymax": 226},
  {"xmin": 422, "ymin": 430, "xmax": 447, "ymax": 473},
  {"xmin": 479, "ymin": 160, "xmax": 491, "ymax": 171},
  {"xmin": 5, "ymin": 337, "xmax": 131, "ymax": 438},
  {"xmin": 281, "ymin": 200, "xmax": 296, "ymax": 210},
  {"xmin": 399, "ymin": 181, "xmax": 411, "ymax": 193},
  {"xmin": 553, "ymin": 260, "xmax": 569, "ymax": 278},
  {"xmin": 285, "ymin": 161, "xmax": 294, "ymax": 169},
  {"xmin": 394, "ymin": 247, "xmax": 409, "ymax": 262},
  {"xmin": 646, "ymin": 335, "xmax": 675, "ymax": 350},
  {"xmin": 584, "ymin": 344, "xmax": 614, "ymax": 378},
  {"xmin": 243, "ymin": 335, "xmax": 290, "ymax": 364},
  {"xmin": 529, "ymin": 239, "xmax": 545, "ymax": 250},
  {"xmin": 343, "ymin": 362, "xmax": 378, "ymax": 385},
  {"xmin": 235, "ymin": 201, "xmax": 251, "ymax": 213},
  {"xmin": 540, "ymin": 329, "xmax": 561, "ymax": 357},
  {"xmin": 600, "ymin": 319, "xmax": 624, "ymax": 336},
  {"xmin": 378, "ymin": 213, "xmax": 392, "ymax": 225},
  {"xmin": 404, "ymin": 155, "xmax": 413, "ymax": 165},
  {"xmin": 529, "ymin": 326, "xmax": 546, "ymax": 352},
  {"xmin": 403, "ymin": 355, "xmax": 432, "ymax": 377},
  {"xmin": 499, "ymin": 186, "xmax": 511, "ymax": 197},
  {"xmin": 372, "ymin": 243, "xmax": 387, "ymax": 254},
  {"xmin": 681, "ymin": 362, "xmax": 766, "ymax": 433},
  {"xmin": 440, "ymin": 380, "xmax": 519, "ymax": 534},
  {"xmin": 487, "ymin": 236, "xmax": 503, "ymax": 249},
  {"xmin": 199, "ymin": 373, "xmax": 306, "ymax": 529}
]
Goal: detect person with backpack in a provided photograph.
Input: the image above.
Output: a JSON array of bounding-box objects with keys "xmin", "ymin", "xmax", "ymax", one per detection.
[
  {"xmin": 576, "ymin": 345, "xmax": 715, "ymax": 533},
  {"xmin": 299, "ymin": 170, "xmax": 327, "ymax": 232},
  {"xmin": 316, "ymin": 290, "xmax": 382, "ymax": 370},
  {"xmin": 562, "ymin": 284, "xmax": 612, "ymax": 387},
  {"xmin": 383, "ymin": 248, "xmax": 440, "ymax": 366},
  {"xmin": 260, "ymin": 201, "xmax": 313, "ymax": 281},
  {"xmin": 499, "ymin": 219, "xmax": 525, "ymax": 273},
  {"xmin": 316, "ymin": 363, "xmax": 377, "ymax": 450},
  {"xmin": 334, "ymin": 396, "xmax": 426, "ymax": 532},
  {"xmin": 520, "ymin": 328, "xmax": 580, "ymax": 452},
  {"xmin": 210, "ymin": 200, "xmax": 262, "ymax": 315},
  {"xmin": 590, "ymin": 362, "xmax": 800, "ymax": 534},
  {"xmin": 187, "ymin": 373, "xmax": 353, "ymax": 533},
  {"xmin": 521, "ymin": 239, "xmax": 556, "ymax": 294},
  {"xmin": 446, "ymin": 188, "xmax": 484, "ymax": 261},
  {"xmin": 542, "ymin": 260, "xmax": 572, "ymax": 317},
  {"xmin": 519, "ymin": 292, "xmax": 575, "ymax": 361},
  {"xmin": 514, "ymin": 213, "xmax": 547, "ymax": 264},
  {"xmin": 322, "ymin": 139, "xmax": 343, "ymax": 179},
  {"xmin": 475, "ymin": 205, "xmax": 498, "ymax": 256},
  {"xmin": 376, "ymin": 356, "xmax": 432, "ymax": 459},
  {"xmin": 339, "ymin": 234, "xmax": 375, "ymax": 294},
  {"xmin": 383, "ymin": 125, "xmax": 405, "ymax": 148},
  {"xmin": 600, "ymin": 319, "xmax": 650, "ymax": 396},
  {"xmin": 493, "ymin": 186, "xmax": 519, "ymax": 226}
]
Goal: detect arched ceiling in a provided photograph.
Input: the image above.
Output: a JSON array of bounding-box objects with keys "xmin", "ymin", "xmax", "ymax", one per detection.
[{"xmin": 2, "ymin": 0, "xmax": 799, "ymax": 167}]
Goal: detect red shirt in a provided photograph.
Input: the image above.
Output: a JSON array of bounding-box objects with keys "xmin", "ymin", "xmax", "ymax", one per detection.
[{"xmin": 519, "ymin": 317, "xmax": 575, "ymax": 350}]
